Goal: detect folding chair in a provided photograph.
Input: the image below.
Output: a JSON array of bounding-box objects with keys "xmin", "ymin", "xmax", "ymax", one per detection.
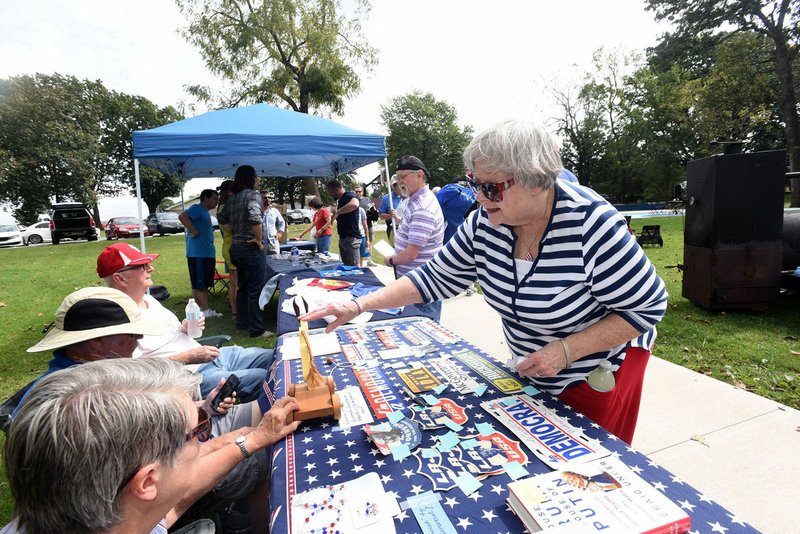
[
  {"xmin": 211, "ymin": 261, "xmax": 230, "ymax": 296},
  {"xmin": 637, "ymin": 225, "xmax": 664, "ymax": 247}
]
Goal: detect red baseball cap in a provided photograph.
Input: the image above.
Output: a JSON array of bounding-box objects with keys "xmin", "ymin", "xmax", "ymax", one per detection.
[{"xmin": 97, "ymin": 243, "xmax": 159, "ymax": 278}]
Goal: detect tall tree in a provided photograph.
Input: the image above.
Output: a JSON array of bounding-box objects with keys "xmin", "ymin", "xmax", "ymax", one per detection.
[
  {"xmin": 0, "ymin": 74, "xmax": 184, "ymax": 223},
  {"xmin": 380, "ymin": 91, "xmax": 473, "ymax": 187},
  {"xmin": 109, "ymin": 94, "xmax": 184, "ymax": 213},
  {"xmin": 0, "ymin": 74, "xmax": 104, "ymax": 223},
  {"xmin": 552, "ymin": 83, "xmax": 607, "ymax": 187},
  {"xmin": 645, "ymin": 0, "xmax": 800, "ymax": 205},
  {"xmin": 176, "ymin": 0, "xmax": 378, "ymax": 196}
]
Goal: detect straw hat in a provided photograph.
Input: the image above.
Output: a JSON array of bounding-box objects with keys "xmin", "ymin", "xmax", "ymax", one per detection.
[{"xmin": 27, "ymin": 287, "xmax": 166, "ymax": 353}]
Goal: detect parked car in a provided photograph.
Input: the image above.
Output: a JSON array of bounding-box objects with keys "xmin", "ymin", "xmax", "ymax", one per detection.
[
  {"xmin": 145, "ymin": 212, "xmax": 184, "ymax": 235},
  {"xmin": 286, "ymin": 208, "xmax": 313, "ymax": 224},
  {"xmin": 105, "ymin": 217, "xmax": 150, "ymax": 240},
  {"xmin": 0, "ymin": 223, "xmax": 23, "ymax": 247},
  {"xmin": 22, "ymin": 221, "xmax": 52, "ymax": 245},
  {"xmin": 49, "ymin": 203, "xmax": 98, "ymax": 245}
]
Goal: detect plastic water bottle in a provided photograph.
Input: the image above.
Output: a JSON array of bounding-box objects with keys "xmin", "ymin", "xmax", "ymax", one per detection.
[
  {"xmin": 587, "ymin": 360, "xmax": 616, "ymax": 392},
  {"xmin": 185, "ymin": 298, "xmax": 202, "ymax": 339},
  {"xmin": 290, "ymin": 246, "xmax": 300, "ymax": 266}
]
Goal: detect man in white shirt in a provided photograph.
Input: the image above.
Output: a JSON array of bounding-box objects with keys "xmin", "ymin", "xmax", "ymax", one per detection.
[
  {"xmin": 98, "ymin": 243, "xmax": 274, "ymax": 399},
  {"xmin": 260, "ymin": 191, "xmax": 285, "ymax": 255}
]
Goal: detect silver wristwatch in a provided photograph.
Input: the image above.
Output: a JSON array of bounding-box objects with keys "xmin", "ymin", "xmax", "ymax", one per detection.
[{"xmin": 235, "ymin": 436, "xmax": 252, "ymax": 458}]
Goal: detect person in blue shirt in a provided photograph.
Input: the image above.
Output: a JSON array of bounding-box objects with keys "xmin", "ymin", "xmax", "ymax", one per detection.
[
  {"xmin": 179, "ymin": 189, "xmax": 221, "ymax": 318},
  {"xmin": 379, "ymin": 180, "xmax": 403, "ymax": 242}
]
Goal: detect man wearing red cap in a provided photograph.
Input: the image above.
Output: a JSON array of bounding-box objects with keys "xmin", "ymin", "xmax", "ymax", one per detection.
[{"xmin": 98, "ymin": 243, "xmax": 274, "ymax": 399}]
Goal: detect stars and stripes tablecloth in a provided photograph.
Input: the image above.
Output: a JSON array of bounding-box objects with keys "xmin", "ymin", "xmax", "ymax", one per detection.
[{"xmin": 258, "ymin": 317, "xmax": 757, "ymax": 534}]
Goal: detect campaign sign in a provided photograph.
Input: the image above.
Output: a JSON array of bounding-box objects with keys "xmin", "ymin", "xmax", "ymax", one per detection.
[
  {"xmin": 398, "ymin": 367, "xmax": 442, "ymax": 393},
  {"xmin": 374, "ymin": 328, "xmax": 399, "ymax": 349},
  {"xmin": 429, "ymin": 357, "xmax": 480, "ymax": 394},
  {"xmin": 400, "ymin": 326, "xmax": 427, "ymax": 346},
  {"xmin": 341, "ymin": 344, "xmax": 363, "ymax": 363},
  {"xmin": 351, "ymin": 366, "xmax": 407, "ymax": 419},
  {"xmin": 481, "ymin": 395, "xmax": 610, "ymax": 468},
  {"xmin": 410, "ymin": 398, "xmax": 469, "ymax": 430},
  {"xmin": 344, "ymin": 328, "xmax": 366, "ymax": 344},
  {"xmin": 416, "ymin": 320, "xmax": 459, "ymax": 344},
  {"xmin": 461, "ymin": 432, "xmax": 529, "ymax": 477},
  {"xmin": 452, "ymin": 350, "xmax": 523, "ymax": 393},
  {"xmin": 364, "ymin": 418, "xmax": 422, "ymax": 455},
  {"xmin": 414, "ymin": 449, "xmax": 465, "ymax": 492}
]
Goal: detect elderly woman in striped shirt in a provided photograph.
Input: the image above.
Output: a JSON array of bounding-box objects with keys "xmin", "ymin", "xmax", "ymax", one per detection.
[{"xmin": 301, "ymin": 120, "xmax": 667, "ymax": 444}]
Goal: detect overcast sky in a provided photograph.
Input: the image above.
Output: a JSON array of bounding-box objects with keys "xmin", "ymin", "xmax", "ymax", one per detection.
[{"xmin": 1, "ymin": 0, "xmax": 670, "ymax": 219}]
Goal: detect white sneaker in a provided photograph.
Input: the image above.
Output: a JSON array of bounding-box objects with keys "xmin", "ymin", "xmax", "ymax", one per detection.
[
  {"xmin": 465, "ymin": 284, "xmax": 476, "ymax": 296},
  {"xmin": 367, "ymin": 260, "xmax": 378, "ymax": 267},
  {"xmin": 203, "ymin": 309, "xmax": 223, "ymax": 318}
]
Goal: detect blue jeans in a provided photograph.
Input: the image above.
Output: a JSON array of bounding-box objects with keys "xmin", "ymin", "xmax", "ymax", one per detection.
[
  {"xmin": 316, "ymin": 234, "xmax": 332, "ymax": 254},
  {"xmin": 230, "ymin": 243, "xmax": 268, "ymax": 337},
  {"xmin": 199, "ymin": 345, "xmax": 275, "ymax": 400},
  {"xmin": 414, "ymin": 300, "xmax": 442, "ymax": 322}
]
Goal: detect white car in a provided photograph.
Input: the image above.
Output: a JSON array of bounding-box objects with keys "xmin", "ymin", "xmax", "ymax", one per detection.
[
  {"xmin": 22, "ymin": 221, "xmax": 52, "ymax": 245},
  {"xmin": 0, "ymin": 223, "xmax": 23, "ymax": 247},
  {"xmin": 286, "ymin": 208, "xmax": 314, "ymax": 224}
]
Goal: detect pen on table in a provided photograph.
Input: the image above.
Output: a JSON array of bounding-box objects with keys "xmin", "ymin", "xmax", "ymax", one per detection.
[{"xmin": 401, "ymin": 386, "xmax": 426, "ymax": 407}]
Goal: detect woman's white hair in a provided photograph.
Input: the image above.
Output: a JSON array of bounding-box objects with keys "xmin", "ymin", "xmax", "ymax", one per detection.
[{"xmin": 463, "ymin": 119, "xmax": 563, "ymax": 190}]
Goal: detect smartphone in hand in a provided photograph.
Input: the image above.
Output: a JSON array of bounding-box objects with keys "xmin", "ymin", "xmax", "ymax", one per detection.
[{"xmin": 210, "ymin": 374, "xmax": 241, "ymax": 412}]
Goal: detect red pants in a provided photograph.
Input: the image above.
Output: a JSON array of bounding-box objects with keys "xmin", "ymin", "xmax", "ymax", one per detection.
[{"xmin": 557, "ymin": 347, "xmax": 650, "ymax": 444}]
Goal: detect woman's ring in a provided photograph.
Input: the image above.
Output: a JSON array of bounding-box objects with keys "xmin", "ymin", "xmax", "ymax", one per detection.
[{"xmin": 533, "ymin": 372, "xmax": 540, "ymax": 378}]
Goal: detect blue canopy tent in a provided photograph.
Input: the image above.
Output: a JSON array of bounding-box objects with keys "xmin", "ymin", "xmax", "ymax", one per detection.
[{"xmin": 130, "ymin": 103, "xmax": 392, "ymax": 251}]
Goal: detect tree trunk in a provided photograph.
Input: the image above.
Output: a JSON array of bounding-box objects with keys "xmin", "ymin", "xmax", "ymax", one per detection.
[
  {"xmin": 303, "ymin": 177, "xmax": 320, "ymax": 198},
  {"xmin": 92, "ymin": 204, "xmax": 102, "ymax": 228},
  {"xmin": 772, "ymin": 33, "xmax": 800, "ymax": 206}
]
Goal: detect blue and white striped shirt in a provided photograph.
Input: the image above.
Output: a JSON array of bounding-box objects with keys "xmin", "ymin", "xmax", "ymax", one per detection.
[{"xmin": 407, "ymin": 181, "xmax": 668, "ymax": 395}]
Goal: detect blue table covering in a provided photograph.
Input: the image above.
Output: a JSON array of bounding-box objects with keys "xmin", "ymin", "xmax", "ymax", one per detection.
[
  {"xmin": 265, "ymin": 252, "xmax": 341, "ymax": 280},
  {"xmin": 258, "ymin": 317, "xmax": 757, "ymax": 534},
  {"xmin": 281, "ymin": 240, "xmax": 317, "ymax": 252},
  {"xmin": 275, "ymin": 267, "xmax": 425, "ymax": 337}
]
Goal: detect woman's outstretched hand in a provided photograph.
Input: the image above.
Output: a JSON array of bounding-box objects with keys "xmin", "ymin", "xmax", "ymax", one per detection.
[{"xmin": 298, "ymin": 301, "xmax": 359, "ymax": 333}]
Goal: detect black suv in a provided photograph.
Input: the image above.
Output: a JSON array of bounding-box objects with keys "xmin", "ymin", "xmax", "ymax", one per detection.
[{"xmin": 49, "ymin": 203, "xmax": 98, "ymax": 245}]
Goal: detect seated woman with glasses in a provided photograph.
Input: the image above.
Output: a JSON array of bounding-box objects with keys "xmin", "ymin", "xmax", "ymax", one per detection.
[
  {"xmin": 3, "ymin": 358, "xmax": 299, "ymax": 534},
  {"xmin": 301, "ymin": 119, "xmax": 667, "ymax": 444}
]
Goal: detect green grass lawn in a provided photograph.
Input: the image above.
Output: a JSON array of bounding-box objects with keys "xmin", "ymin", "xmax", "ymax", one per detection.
[
  {"xmin": 0, "ymin": 217, "xmax": 798, "ymax": 523},
  {"xmin": 628, "ymin": 216, "xmax": 800, "ymax": 407}
]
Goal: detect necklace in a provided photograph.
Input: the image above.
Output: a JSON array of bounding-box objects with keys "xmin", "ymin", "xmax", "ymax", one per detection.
[{"xmin": 518, "ymin": 187, "xmax": 553, "ymax": 261}]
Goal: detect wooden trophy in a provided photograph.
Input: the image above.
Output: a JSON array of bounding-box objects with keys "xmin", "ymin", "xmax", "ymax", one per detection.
[{"xmin": 286, "ymin": 319, "xmax": 341, "ymax": 422}]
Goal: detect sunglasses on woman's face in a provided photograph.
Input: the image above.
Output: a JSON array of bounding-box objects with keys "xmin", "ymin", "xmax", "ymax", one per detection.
[
  {"xmin": 466, "ymin": 175, "xmax": 516, "ymax": 202},
  {"xmin": 186, "ymin": 406, "xmax": 212, "ymax": 443}
]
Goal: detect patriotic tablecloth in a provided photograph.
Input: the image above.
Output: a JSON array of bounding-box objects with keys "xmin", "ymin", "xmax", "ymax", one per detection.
[{"xmin": 258, "ymin": 316, "xmax": 757, "ymax": 534}]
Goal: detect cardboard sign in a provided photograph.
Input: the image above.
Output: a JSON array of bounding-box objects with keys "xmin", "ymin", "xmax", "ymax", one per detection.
[
  {"xmin": 481, "ymin": 395, "xmax": 609, "ymax": 468},
  {"xmin": 452, "ymin": 349, "xmax": 523, "ymax": 393},
  {"xmin": 398, "ymin": 367, "xmax": 442, "ymax": 393}
]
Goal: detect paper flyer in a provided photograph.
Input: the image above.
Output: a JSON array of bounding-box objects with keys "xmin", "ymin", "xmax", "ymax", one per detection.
[{"xmin": 337, "ymin": 386, "xmax": 375, "ymax": 428}]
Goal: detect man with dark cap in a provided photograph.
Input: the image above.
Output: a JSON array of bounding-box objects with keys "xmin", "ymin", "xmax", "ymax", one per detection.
[{"xmin": 383, "ymin": 155, "xmax": 445, "ymax": 320}]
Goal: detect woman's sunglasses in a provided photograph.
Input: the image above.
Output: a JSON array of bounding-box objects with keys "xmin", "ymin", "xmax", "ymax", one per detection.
[
  {"xmin": 466, "ymin": 175, "xmax": 516, "ymax": 202},
  {"xmin": 187, "ymin": 406, "xmax": 212, "ymax": 443}
]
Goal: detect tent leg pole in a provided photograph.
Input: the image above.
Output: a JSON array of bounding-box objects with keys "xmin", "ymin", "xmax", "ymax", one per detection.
[
  {"xmin": 383, "ymin": 158, "xmax": 395, "ymax": 246},
  {"xmin": 134, "ymin": 159, "xmax": 146, "ymax": 253}
]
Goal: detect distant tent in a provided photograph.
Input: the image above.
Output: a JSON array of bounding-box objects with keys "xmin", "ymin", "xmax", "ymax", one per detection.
[
  {"xmin": 129, "ymin": 103, "xmax": 392, "ymax": 251},
  {"xmin": 132, "ymin": 103, "xmax": 387, "ymax": 179}
]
